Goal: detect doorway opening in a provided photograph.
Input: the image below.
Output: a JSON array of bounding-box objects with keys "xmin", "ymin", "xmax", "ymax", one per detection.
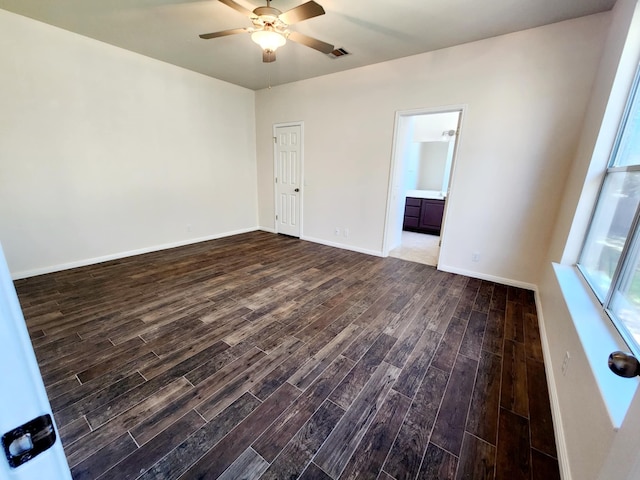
[{"xmin": 383, "ymin": 107, "xmax": 463, "ymax": 267}]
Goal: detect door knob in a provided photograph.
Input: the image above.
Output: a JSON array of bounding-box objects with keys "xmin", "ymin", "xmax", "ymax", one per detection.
[
  {"xmin": 294, "ymin": 188, "xmax": 300, "ymax": 192},
  {"xmin": 608, "ymin": 351, "xmax": 640, "ymax": 378}
]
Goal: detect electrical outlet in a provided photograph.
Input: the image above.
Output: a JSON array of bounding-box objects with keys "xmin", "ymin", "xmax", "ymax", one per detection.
[
  {"xmin": 562, "ymin": 351, "xmax": 570, "ymax": 376},
  {"xmin": 335, "ymin": 227, "xmax": 340, "ymax": 236},
  {"xmin": 472, "ymin": 252, "xmax": 480, "ymax": 262},
  {"xmin": 344, "ymin": 228, "xmax": 349, "ymax": 238}
]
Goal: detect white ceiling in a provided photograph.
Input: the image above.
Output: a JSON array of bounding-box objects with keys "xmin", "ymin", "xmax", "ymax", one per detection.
[{"xmin": 0, "ymin": 0, "xmax": 616, "ymax": 90}]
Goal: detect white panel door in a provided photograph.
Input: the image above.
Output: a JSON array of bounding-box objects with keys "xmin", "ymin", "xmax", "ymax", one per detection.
[
  {"xmin": 275, "ymin": 125, "xmax": 302, "ymax": 237},
  {"xmin": 0, "ymin": 244, "xmax": 71, "ymax": 479}
]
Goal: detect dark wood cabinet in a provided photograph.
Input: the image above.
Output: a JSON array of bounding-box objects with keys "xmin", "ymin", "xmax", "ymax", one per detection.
[
  {"xmin": 403, "ymin": 197, "xmax": 445, "ymax": 235},
  {"xmin": 420, "ymin": 199, "xmax": 445, "ymax": 233},
  {"xmin": 402, "ymin": 197, "xmax": 421, "ymax": 229}
]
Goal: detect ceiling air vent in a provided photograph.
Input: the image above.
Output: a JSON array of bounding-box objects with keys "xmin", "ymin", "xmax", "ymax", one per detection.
[{"xmin": 328, "ymin": 48, "xmax": 350, "ymax": 59}]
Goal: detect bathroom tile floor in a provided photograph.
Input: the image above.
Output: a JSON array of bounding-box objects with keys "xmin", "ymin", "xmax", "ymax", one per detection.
[{"xmin": 389, "ymin": 231, "xmax": 440, "ymax": 266}]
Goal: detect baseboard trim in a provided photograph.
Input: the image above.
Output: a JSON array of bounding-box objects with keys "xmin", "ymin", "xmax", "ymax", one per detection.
[
  {"xmin": 300, "ymin": 235, "xmax": 384, "ymax": 258},
  {"xmin": 437, "ymin": 263, "xmax": 537, "ymax": 291},
  {"xmin": 11, "ymin": 227, "xmax": 259, "ymax": 280},
  {"xmin": 258, "ymin": 226, "xmax": 277, "ymax": 234},
  {"xmin": 534, "ymin": 292, "xmax": 572, "ymax": 480}
]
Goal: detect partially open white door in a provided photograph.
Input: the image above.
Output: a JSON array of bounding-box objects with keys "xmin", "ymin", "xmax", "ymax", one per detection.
[
  {"xmin": 0, "ymin": 244, "xmax": 71, "ymax": 479},
  {"xmin": 274, "ymin": 124, "xmax": 302, "ymax": 237}
]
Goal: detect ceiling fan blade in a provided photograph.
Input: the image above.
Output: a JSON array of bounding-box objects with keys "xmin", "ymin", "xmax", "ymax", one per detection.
[
  {"xmin": 199, "ymin": 28, "xmax": 248, "ymax": 39},
  {"xmin": 263, "ymin": 50, "xmax": 276, "ymax": 63},
  {"xmin": 218, "ymin": 0, "xmax": 254, "ymax": 17},
  {"xmin": 279, "ymin": 1, "xmax": 325, "ymax": 24},
  {"xmin": 287, "ymin": 31, "xmax": 334, "ymax": 54}
]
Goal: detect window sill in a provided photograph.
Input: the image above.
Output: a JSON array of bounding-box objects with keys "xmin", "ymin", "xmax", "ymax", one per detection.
[{"xmin": 553, "ymin": 263, "xmax": 639, "ymax": 429}]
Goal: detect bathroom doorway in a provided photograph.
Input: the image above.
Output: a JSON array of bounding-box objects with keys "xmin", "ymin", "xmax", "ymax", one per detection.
[{"xmin": 383, "ymin": 107, "xmax": 463, "ymax": 267}]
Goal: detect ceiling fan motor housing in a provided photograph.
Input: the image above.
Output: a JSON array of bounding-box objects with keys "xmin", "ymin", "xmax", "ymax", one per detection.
[{"xmin": 253, "ymin": 6, "xmax": 282, "ymax": 25}]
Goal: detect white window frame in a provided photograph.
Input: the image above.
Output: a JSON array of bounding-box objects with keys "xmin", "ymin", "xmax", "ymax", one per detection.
[{"xmin": 578, "ymin": 62, "xmax": 640, "ymax": 358}]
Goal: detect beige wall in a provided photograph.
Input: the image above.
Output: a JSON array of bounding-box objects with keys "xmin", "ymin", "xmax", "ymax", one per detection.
[
  {"xmin": 0, "ymin": 8, "xmax": 610, "ymax": 288},
  {"xmin": 537, "ymin": 1, "xmax": 640, "ymax": 479},
  {"xmin": 0, "ymin": 10, "xmax": 257, "ymax": 278},
  {"xmin": 255, "ymin": 13, "xmax": 609, "ymax": 287}
]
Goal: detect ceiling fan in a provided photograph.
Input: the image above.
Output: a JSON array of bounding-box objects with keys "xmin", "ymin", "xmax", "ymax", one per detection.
[{"xmin": 199, "ymin": 0, "xmax": 335, "ymax": 63}]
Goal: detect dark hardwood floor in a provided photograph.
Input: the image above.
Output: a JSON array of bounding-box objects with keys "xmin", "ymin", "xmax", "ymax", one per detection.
[{"xmin": 15, "ymin": 231, "xmax": 560, "ymax": 479}]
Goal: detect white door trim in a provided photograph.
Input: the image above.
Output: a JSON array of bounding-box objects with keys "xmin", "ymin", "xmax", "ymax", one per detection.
[
  {"xmin": 382, "ymin": 104, "xmax": 467, "ymax": 261},
  {"xmin": 273, "ymin": 121, "xmax": 304, "ymax": 237}
]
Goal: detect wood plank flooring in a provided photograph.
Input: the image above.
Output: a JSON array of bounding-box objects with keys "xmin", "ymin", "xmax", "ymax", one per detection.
[{"xmin": 14, "ymin": 231, "xmax": 560, "ymax": 479}]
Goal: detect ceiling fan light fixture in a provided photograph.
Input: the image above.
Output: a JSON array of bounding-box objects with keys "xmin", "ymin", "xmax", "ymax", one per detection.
[
  {"xmin": 200, "ymin": 0, "xmax": 334, "ymax": 64},
  {"xmin": 251, "ymin": 29, "xmax": 286, "ymax": 51}
]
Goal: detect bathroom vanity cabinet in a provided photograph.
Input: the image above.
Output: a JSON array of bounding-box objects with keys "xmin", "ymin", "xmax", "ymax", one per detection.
[{"xmin": 403, "ymin": 196, "xmax": 445, "ymax": 235}]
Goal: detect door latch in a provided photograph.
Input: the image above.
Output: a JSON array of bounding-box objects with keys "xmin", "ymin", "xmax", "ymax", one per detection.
[{"xmin": 2, "ymin": 414, "xmax": 57, "ymax": 468}]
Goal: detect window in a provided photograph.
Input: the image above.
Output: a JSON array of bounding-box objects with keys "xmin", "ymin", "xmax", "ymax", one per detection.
[{"xmin": 578, "ymin": 64, "xmax": 640, "ymax": 357}]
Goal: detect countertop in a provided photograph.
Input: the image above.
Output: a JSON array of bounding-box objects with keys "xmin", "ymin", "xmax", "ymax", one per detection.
[{"xmin": 406, "ymin": 189, "xmax": 446, "ymax": 200}]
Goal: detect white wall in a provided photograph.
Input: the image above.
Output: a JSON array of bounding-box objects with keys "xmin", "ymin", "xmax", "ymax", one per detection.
[
  {"xmin": 255, "ymin": 13, "xmax": 609, "ymax": 286},
  {"xmin": 537, "ymin": 1, "xmax": 640, "ymax": 479},
  {"xmin": 385, "ymin": 116, "xmax": 418, "ymax": 252},
  {"xmin": 0, "ymin": 10, "xmax": 257, "ymax": 278},
  {"xmin": 404, "ymin": 142, "xmax": 421, "ymax": 192},
  {"xmin": 412, "ymin": 112, "xmax": 459, "ymax": 142}
]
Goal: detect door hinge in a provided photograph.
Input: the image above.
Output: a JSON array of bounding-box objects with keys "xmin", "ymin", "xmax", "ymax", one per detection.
[
  {"xmin": 275, "ymin": 215, "xmax": 278, "ymax": 220},
  {"xmin": 275, "ymin": 177, "xmax": 278, "ymax": 183},
  {"xmin": 273, "ymin": 137, "xmax": 277, "ymax": 143}
]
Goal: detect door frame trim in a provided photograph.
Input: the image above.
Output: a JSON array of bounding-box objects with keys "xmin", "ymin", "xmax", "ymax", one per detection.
[
  {"xmin": 273, "ymin": 121, "xmax": 304, "ymax": 238},
  {"xmin": 382, "ymin": 105, "xmax": 466, "ymax": 261}
]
